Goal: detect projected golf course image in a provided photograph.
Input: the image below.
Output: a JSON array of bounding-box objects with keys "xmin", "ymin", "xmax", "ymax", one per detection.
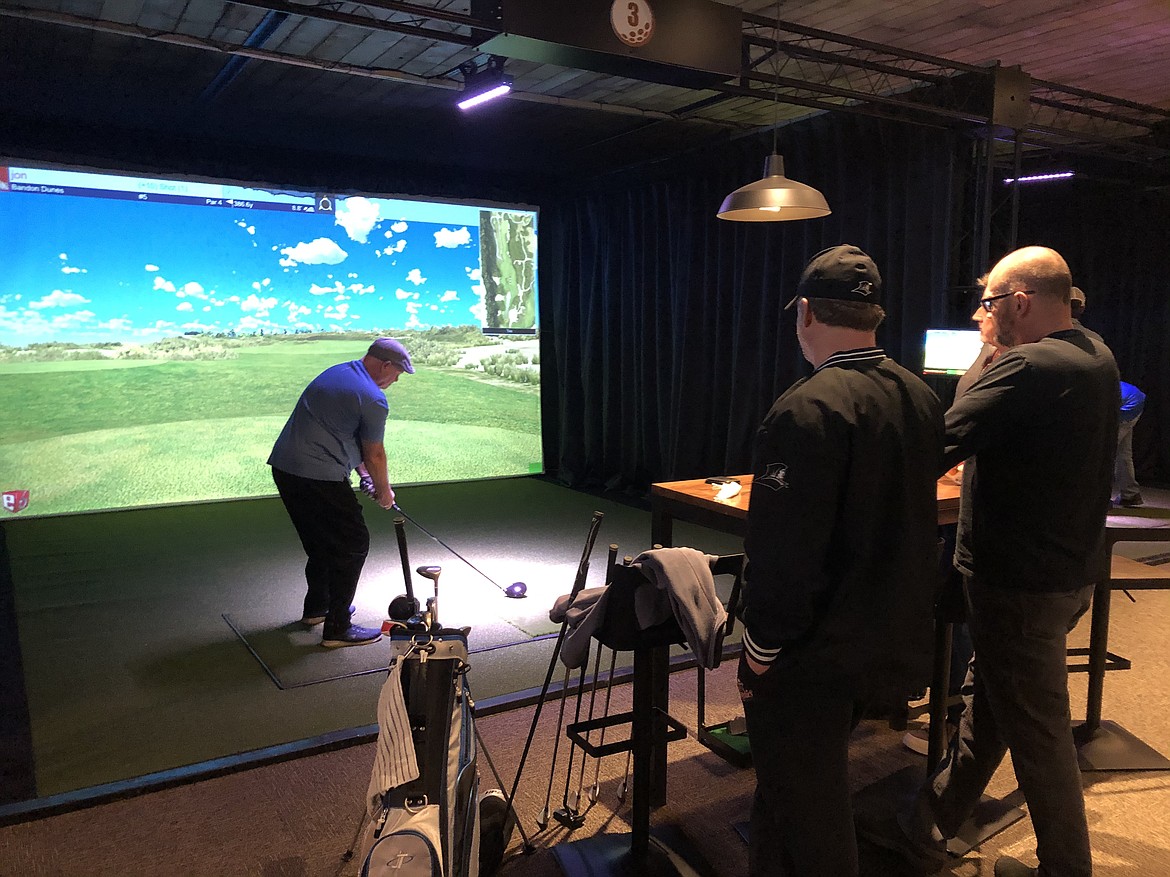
[
  {"xmin": 0, "ymin": 330, "xmax": 542, "ymax": 517},
  {"xmin": 0, "ymin": 163, "xmax": 543, "ymax": 517}
]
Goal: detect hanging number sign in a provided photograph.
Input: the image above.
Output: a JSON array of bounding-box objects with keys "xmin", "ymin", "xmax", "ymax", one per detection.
[{"xmin": 610, "ymin": 0, "xmax": 655, "ymax": 47}]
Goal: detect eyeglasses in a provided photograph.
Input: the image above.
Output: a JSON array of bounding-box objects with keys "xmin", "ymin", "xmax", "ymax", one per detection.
[{"xmin": 979, "ymin": 289, "xmax": 1036, "ymax": 312}]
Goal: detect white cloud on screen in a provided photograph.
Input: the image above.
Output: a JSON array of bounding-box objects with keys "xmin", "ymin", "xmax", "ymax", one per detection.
[
  {"xmin": 467, "ymin": 268, "xmax": 482, "ymax": 281},
  {"xmin": 349, "ymin": 283, "xmax": 376, "ymax": 296},
  {"xmin": 178, "ymin": 282, "xmax": 207, "ymax": 299},
  {"xmin": 241, "ymin": 294, "xmax": 277, "ymax": 315},
  {"xmin": 395, "ymin": 288, "xmax": 416, "ymax": 301},
  {"xmin": 323, "ymin": 303, "xmax": 351, "ymax": 320},
  {"xmin": 177, "ymin": 302, "xmax": 194, "ymax": 312},
  {"xmin": 335, "ymin": 197, "xmax": 381, "ymax": 244},
  {"xmin": 154, "ymin": 277, "xmax": 176, "ymax": 293},
  {"xmin": 51, "ymin": 310, "xmax": 95, "ymax": 328},
  {"xmin": 58, "ymin": 253, "xmax": 68, "ymax": 260},
  {"xmin": 61, "ymin": 266, "xmax": 87, "ymax": 275},
  {"xmin": 145, "ymin": 264, "xmax": 159, "ymax": 272},
  {"xmin": 29, "ymin": 290, "xmax": 90, "ymax": 309},
  {"xmin": 434, "ymin": 227, "xmax": 471, "ymax": 248},
  {"xmin": 99, "ymin": 317, "xmax": 132, "ymax": 331},
  {"xmin": 441, "ymin": 290, "xmax": 458, "ymax": 302},
  {"xmin": 468, "ymin": 300, "xmax": 486, "ymax": 322},
  {"xmin": 280, "ymin": 238, "xmax": 348, "ymax": 267},
  {"xmin": 406, "ymin": 268, "xmax": 426, "ymax": 286},
  {"xmin": 310, "ymin": 281, "xmax": 344, "ymax": 297},
  {"xmin": 391, "ymin": 221, "xmax": 408, "ymax": 234}
]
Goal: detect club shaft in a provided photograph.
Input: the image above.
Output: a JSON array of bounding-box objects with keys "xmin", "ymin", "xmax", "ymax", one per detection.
[
  {"xmin": 393, "ymin": 504, "xmax": 504, "ymax": 593},
  {"xmin": 501, "ymin": 510, "xmax": 605, "ymax": 829}
]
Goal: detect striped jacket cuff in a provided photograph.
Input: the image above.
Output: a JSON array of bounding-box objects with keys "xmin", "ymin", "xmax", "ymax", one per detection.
[{"xmin": 743, "ymin": 629, "xmax": 782, "ymax": 666}]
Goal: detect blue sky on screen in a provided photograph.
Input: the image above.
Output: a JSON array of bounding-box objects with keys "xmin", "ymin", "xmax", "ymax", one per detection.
[{"xmin": 0, "ymin": 171, "xmax": 531, "ymax": 345}]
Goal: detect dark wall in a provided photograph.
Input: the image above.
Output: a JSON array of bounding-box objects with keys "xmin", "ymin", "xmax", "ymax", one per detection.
[
  {"xmin": 1015, "ymin": 178, "xmax": 1170, "ymax": 485},
  {"xmin": 540, "ymin": 113, "xmax": 958, "ymax": 489}
]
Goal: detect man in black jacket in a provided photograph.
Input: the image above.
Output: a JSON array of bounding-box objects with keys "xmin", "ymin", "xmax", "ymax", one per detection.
[
  {"xmin": 738, "ymin": 245, "xmax": 945, "ymax": 877},
  {"xmin": 864, "ymin": 246, "xmax": 1118, "ymax": 877}
]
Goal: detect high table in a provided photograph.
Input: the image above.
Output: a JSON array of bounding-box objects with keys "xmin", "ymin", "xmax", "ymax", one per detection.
[
  {"xmin": 651, "ymin": 474, "xmax": 962, "ymax": 548},
  {"xmin": 652, "ymin": 474, "xmax": 961, "ymax": 764},
  {"xmin": 1072, "ymin": 526, "xmax": 1170, "ymax": 770},
  {"xmin": 650, "ymin": 477, "xmax": 1170, "ymax": 774}
]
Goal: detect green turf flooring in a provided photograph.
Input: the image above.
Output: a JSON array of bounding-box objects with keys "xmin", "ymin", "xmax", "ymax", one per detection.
[{"xmin": 3, "ymin": 476, "xmax": 744, "ymax": 801}]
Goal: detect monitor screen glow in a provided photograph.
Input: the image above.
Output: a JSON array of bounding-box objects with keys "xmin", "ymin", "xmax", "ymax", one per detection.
[{"xmin": 923, "ymin": 329, "xmax": 983, "ymax": 376}]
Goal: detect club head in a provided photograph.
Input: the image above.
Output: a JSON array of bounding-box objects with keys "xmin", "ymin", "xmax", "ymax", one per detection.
[
  {"xmin": 588, "ymin": 783, "xmax": 600, "ymax": 803},
  {"xmin": 536, "ymin": 808, "xmax": 549, "ymax": 830},
  {"xmin": 416, "ymin": 564, "xmax": 442, "ymax": 582},
  {"xmin": 388, "ymin": 594, "xmax": 419, "ymax": 621},
  {"xmin": 552, "ymin": 807, "xmax": 585, "ymax": 830},
  {"xmin": 505, "ymin": 581, "xmax": 527, "ymax": 599}
]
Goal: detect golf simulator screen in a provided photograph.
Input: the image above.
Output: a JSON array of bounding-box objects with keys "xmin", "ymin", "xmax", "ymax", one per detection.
[{"xmin": 0, "ymin": 162, "xmax": 543, "ymax": 517}]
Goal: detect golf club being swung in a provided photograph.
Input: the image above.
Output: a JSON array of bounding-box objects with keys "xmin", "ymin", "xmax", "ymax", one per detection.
[{"xmin": 391, "ymin": 503, "xmax": 528, "ymax": 599}]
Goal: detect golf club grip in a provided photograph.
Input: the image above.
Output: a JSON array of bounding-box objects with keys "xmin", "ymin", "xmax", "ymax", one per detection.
[
  {"xmin": 394, "ymin": 517, "xmax": 415, "ymax": 599},
  {"xmin": 569, "ymin": 511, "xmax": 604, "ymax": 598}
]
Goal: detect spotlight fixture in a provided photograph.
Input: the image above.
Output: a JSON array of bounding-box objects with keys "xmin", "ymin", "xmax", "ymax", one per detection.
[
  {"xmin": 1002, "ymin": 171, "xmax": 1075, "ymax": 185},
  {"xmin": 716, "ymin": 1, "xmax": 829, "ymax": 222},
  {"xmin": 457, "ymin": 56, "xmax": 512, "ymax": 111}
]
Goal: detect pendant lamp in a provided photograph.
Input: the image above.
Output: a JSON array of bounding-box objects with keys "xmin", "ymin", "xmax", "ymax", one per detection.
[{"xmin": 716, "ymin": 4, "xmax": 830, "ymax": 222}]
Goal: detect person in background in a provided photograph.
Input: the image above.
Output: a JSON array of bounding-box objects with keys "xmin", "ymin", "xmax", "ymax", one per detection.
[
  {"xmin": 1114, "ymin": 380, "xmax": 1146, "ymax": 507},
  {"xmin": 860, "ymin": 246, "xmax": 1119, "ymax": 877},
  {"xmin": 738, "ymin": 245, "xmax": 944, "ymax": 877},
  {"xmin": 1070, "ymin": 286, "xmax": 1106, "ymax": 344},
  {"xmin": 904, "ymin": 283, "xmax": 1003, "ymax": 755},
  {"xmin": 268, "ymin": 338, "xmax": 413, "ymax": 648}
]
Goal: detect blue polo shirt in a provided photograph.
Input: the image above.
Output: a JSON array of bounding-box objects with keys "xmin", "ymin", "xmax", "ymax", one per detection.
[{"xmin": 268, "ymin": 360, "xmax": 388, "ymax": 481}]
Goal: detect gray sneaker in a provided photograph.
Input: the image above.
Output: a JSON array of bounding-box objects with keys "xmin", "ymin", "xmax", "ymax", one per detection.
[{"xmin": 321, "ymin": 624, "xmax": 382, "ymax": 648}]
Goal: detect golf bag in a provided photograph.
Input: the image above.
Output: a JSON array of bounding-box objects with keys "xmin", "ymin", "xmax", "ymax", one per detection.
[{"xmin": 358, "ymin": 627, "xmax": 484, "ymax": 877}]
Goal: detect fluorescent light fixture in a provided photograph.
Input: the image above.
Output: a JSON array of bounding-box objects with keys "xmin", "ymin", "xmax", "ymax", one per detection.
[
  {"xmin": 457, "ymin": 78, "xmax": 512, "ymax": 110},
  {"xmin": 457, "ymin": 56, "xmax": 512, "ymax": 111},
  {"xmin": 1003, "ymin": 171, "xmax": 1075, "ymax": 184}
]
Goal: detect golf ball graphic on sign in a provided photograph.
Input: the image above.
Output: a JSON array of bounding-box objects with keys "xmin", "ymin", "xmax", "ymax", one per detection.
[{"xmin": 611, "ymin": 0, "xmax": 655, "ymax": 47}]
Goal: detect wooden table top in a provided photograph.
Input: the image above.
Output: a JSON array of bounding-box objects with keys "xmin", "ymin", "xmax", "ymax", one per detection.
[{"xmin": 652, "ymin": 474, "xmax": 962, "ymax": 523}]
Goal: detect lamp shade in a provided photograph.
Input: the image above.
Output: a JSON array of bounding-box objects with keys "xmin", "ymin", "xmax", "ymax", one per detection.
[{"xmin": 717, "ymin": 154, "xmax": 831, "ymax": 221}]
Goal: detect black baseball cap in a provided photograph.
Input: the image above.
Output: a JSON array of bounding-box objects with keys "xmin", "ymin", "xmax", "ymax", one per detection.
[{"xmin": 785, "ymin": 244, "xmax": 882, "ymax": 310}]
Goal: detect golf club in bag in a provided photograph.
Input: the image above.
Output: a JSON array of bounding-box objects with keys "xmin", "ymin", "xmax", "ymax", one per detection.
[
  {"xmin": 501, "ymin": 510, "xmax": 605, "ymax": 837},
  {"xmin": 389, "ymin": 517, "xmax": 421, "ymax": 622}
]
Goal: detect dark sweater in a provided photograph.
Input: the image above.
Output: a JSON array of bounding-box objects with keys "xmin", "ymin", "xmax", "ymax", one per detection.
[{"xmin": 946, "ymin": 329, "xmax": 1119, "ymax": 590}]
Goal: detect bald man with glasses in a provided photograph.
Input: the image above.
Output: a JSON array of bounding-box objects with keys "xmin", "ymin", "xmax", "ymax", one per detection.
[{"xmin": 861, "ymin": 247, "xmax": 1119, "ymax": 877}]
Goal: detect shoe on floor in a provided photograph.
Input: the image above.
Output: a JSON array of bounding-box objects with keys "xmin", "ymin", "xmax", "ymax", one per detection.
[
  {"xmin": 321, "ymin": 623, "xmax": 382, "ymax": 648},
  {"xmin": 994, "ymin": 855, "xmax": 1038, "ymax": 877},
  {"xmin": 1118, "ymin": 495, "xmax": 1145, "ymax": 507},
  {"xmin": 855, "ymin": 807, "xmax": 949, "ymax": 874},
  {"xmin": 301, "ymin": 604, "xmax": 356, "ymax": 626}
]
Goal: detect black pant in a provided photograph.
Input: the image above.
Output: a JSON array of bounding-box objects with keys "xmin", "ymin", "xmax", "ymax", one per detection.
[
  {"xmin": 919, "ymin": 578, "xmax": 1094, "ymax": 877},
  {"xmin": 271, "ymin": 467, "xmax": 369, "ymax": 634},
  {"xmin": 740, "ymin": 658, "xmax": 867, "ymax": 877}
]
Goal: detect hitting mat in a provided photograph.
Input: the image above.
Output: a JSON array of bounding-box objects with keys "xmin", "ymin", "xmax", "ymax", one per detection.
[{"xmin": 223, "ymin": 476, "xmax": 742, "ymax": 688}]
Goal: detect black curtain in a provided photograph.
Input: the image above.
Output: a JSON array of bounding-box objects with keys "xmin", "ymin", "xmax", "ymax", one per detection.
[
  {"xmin": 1015, "ymin": 178, "xmax": 1170, "ymax": 485},
  {"xmin": 540, "ymin": 113, "xmax": 958, "ymax": 490}
]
